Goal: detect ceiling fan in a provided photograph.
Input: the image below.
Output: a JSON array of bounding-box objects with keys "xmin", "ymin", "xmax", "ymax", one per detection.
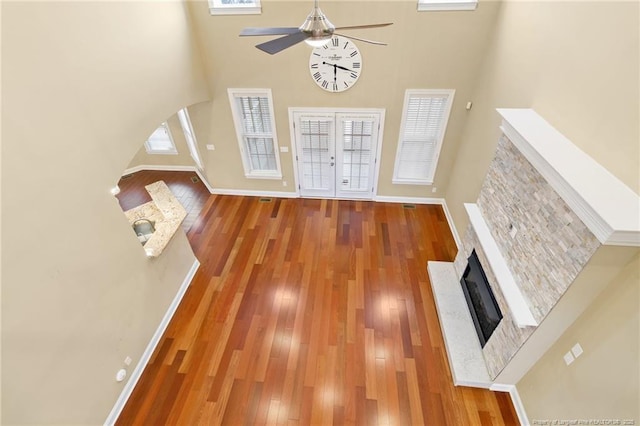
[{"xmin": 239, "ymin": 0, "xmax": 393, "ymax": 55}]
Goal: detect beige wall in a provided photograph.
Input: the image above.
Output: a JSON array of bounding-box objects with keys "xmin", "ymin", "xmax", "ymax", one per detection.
[
  {"xmin": 441, "ymin": 1, "xmax": 639, "ymax": 422},
  {"xmin": 518, "ymin": 253, "xmax": 639, "ymax": 422},
  {"xmin": 446, "ymin": 0, "xmax": 639, "ymax": 236},
  {"xmin": 1, "ymin": 1, "xmax": 209, "ymax": 424},
  {"xmin": 127, "ymin": 115, "xmax": 198, "ymax": 170},
  {"xmin": 185, "ymin": 0, "xmax": 500, "ymax": 196}
]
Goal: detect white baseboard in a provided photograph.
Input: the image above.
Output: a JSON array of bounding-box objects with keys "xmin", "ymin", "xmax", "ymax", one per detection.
[
  {"xmin": 211, "ymin": 188, "xmax": 298, "ymax": 198},
  {"xmin": 373, "ymin": 195, "xmax": 445, "ymax": 205},
  {"xmin": 373, "ymin": 195, "xmax": 461, "ymax": 251},
  {"xmin": 489, "ymin": 384, "xmax": 530, "ymax": 425},
  {"xmin": 122, "ymin": 165, "xmax": 215, "ymax": 194},
  {"xmin": 104, "ymin": 259, "xmax": 200, "ymax": 426},
  {"xmin": 441, "ymin": 199, "xmax": 462, "ymax": 251}
]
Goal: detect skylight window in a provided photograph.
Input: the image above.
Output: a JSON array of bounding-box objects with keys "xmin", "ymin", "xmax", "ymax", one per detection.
[
  {"xmin": 418, "ymin": 0, "xmax": 478, "ymax": 11},
  {"xmin": 208, "ymin": 0, "xmax": 261, "ymax": 15}
]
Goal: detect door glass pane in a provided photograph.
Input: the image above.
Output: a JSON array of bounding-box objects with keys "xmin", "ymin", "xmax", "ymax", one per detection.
[
  {"xmin": 300, "ymin": 119, "xmax": 332, "ymax": 190},
  {"xmin": 341, "ymin": 119, "xmax": 373, "ymax": 191}
]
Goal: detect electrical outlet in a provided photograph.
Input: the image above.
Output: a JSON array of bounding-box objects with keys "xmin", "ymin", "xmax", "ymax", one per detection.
[
  {"xmin": 563, "ymin": 351, "xmax": 575, "ymax": 366},
  {"xmin": 206, "ymin": 144, "xmax": 215, "ymax": 151},
  {"xmin": 282, "ymin": 181, "xmax": 287, "ymax": 187},
  {"xmin": 124, "ymin": 356, "xmax": 132, "ymax": 366},
  {"xmin": 432, "ymin": 187, "xmax": 437, "ymax": 193},
  {"xmin": 280, "ymin": 146, "xmax": 289, "ymax": 153},
  {"xmin": 509, "ymin": 224, "xmax": 518, "ymax": 238}
]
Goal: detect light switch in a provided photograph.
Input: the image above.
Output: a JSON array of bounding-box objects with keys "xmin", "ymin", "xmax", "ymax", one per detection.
[
  {"xmin": 509, "ymin": 224, "xmax": 518, "ymax": 238},
  {"xmin": 563, "ymin": 351, "xmax": 575, "ymax": 366},
  {"xmin": 280, "ymin": 146, "xmax": 289, "ymax": 153},
  {"xmin": 571, "ymin": 343, "xmax": 584, "ymax": 358},
  {"xmin": 206, "ymin": 144, "xmax": 215, "ymax": 151}
]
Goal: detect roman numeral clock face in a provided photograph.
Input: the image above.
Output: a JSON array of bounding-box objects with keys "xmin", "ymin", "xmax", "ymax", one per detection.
[{"xmin": 309, "ymin": 36, "xmax": 361, "ymax": 93}]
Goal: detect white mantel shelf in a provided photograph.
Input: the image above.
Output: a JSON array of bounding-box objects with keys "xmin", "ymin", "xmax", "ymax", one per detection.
[
  {"xmin": 465, "ymin": 203, "xmax": 539, "ymax": 328},
  {"xmin": 497, "ymin": 108, "xmax": 640, "ymax": 247}
]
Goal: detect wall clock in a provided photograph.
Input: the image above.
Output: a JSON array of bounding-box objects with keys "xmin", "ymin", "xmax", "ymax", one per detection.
[{"xmin": 309, "ymin": 35, "xmax": 361, "ymax": 93}]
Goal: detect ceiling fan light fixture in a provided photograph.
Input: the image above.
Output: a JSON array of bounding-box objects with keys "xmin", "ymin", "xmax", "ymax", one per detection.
[
  {"xmin": 304, "ymin": 36, "xmax": 332, "ymax": 47},
  {"xmin": 299, "ymin": 0, "xmax": 334, "ymax": 48}
]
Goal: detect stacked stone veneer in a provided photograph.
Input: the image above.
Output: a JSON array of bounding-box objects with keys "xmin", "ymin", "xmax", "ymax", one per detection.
[{"xmin": 454, "ymin": 135, "xmax": 601, "ymax": 379}]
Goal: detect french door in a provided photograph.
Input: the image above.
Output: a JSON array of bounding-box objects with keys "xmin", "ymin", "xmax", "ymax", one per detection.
[{"xmin": 292, "ymin": 110, "xmax": 382, "ymax": 199}]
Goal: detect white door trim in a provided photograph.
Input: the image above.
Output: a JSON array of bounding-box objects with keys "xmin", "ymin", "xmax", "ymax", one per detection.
[{"xmin": 288, "ymin": 107, "xmax": 385, "ymax": 200}]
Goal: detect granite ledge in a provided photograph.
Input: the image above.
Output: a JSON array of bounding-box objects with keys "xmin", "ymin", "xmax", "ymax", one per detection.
[
  {"xmin": 427, "ymin": 261, "xmax": 492, "ymax": 388},
  {"xmin": 123, "ymin": 181, "xmax": 187, "ymax": 257}
]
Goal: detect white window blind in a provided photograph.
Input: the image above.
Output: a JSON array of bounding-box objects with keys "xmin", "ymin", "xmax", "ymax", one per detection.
[
  {"xmin": 228, "ymin": 89, "xmax": 282, "ymax": 179},
  {"xmin": 208, "ymin": 0, "xmax": 261, "ymax": 15},
  {"xmin": 144, "ymin": 122, "xmax": 177, "ymax": 155},
  {"xmin": 392, "ymin": 89, "xmax": 454, "ymax": 185},
  {"xmin": 418, "ymin": 0, "xmax": 477, "ymax": 11}
]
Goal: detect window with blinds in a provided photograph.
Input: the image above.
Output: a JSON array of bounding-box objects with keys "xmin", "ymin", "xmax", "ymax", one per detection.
[
  {"xmin": 208, "ymin": 0, "xmax": 261, "ymax": 15},
  {"xmin": 228, "ymin": 89, "xmax": 282, "ymax": 179},
  {"xmin": 144, "ymin": 122, "xmax": 177, "ymax": 155},
  {"xmin": 417, "ymin": 0, "xmax": 477, "ymax": 11},
  {"xmin": 392, "ymin": 89, "xmax": 455, "ymax": 185}
]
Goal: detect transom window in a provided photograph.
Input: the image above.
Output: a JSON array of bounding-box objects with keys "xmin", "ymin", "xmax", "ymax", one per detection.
[
  {"xmin": 208, "ymin": 0, "xmax": 261, "ymax": 15},
  {"xmin": 228, "ymin": 89, "xmax": 282, "ymax": 179},
  {"xmin": 144, "ymin": 122, "xmax": 177, "ymax": 155},
  {"xmin": 418, "ymin": 0, "xmax": 478, "ymax": 11},
  {"xmin": 392, "ymin": 89, "xmax": 455, "ymax": 185}
]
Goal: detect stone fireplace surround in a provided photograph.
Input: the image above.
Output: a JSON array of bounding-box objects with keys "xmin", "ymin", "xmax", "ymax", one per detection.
[{"xmin": 428, "ymin": 108, "xmax": 640, "ymax": 419}]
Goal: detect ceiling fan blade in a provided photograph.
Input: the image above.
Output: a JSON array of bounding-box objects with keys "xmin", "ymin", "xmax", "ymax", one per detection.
[
  {"xmin": 255, "ymin": 31, "xmax": 310, "ymax": 55},
  {"xmin": 240, "ymin": 27, "xmax": 301, "ymax": 37},
  {"xmin": 333, "ymin": 32, "xmax": 387, "ymax": 46},
  {"xmin": 334, "ymin": 23, "xmax": 393, "ymax": 31}
]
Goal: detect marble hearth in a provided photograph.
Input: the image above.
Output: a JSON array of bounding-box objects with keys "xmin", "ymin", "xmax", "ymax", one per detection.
[{"xmin": 429, "ymin": 109, "xmax": 640, "ymax": 391}]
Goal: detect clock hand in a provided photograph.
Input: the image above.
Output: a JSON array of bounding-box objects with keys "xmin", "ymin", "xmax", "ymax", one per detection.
[
  {"xmin": 323, "ymin": 61, "xmax": 356, "ymax": 73},
  {"xmin": 322, "ymin": 61, "xmax": 338, "ymax": 83},
  {"xmin": 335, "ymin": 64, "xmax": 356, "ymax": 73}
]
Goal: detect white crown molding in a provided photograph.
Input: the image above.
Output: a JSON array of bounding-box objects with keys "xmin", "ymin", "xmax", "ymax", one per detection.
[
  {"xmin": 122, "ymin": 165, "xmax": 215, "ymax": 194},
  {"xmin": 104, "ymin": 259, "xmax": 200, "ymax": 426},
  {"xmin": 497, "ymin": 109, "xmax": 640, "ymax": 247}
]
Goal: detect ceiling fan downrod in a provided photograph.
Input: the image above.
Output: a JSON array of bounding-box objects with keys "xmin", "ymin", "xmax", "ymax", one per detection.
[{"xmin": 299, "ymin": 0, "xmax": 334, "ymax": 47}]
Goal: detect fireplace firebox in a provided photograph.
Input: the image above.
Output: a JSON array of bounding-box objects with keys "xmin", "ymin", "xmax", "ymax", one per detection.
[{"xmin": 460, "ymin": 250, "xmax": 503, "ymax": 347}]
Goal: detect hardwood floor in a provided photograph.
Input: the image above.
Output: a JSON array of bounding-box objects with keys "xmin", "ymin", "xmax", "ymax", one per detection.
[
  {"xmin": 116, "ymin": 170, "xmax": 210, "ymax": 232},
  {"xmin": 116, "ymin": 181, "xmax": 518, "ymax": 425}
]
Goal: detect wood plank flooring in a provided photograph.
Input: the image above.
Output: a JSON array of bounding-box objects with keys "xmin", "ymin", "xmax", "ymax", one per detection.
[
  {"xmin": 116, "ymin": 179, "xmax": 518, "ymax": 425},
  {"xmin": 116, "ymin": 170, "xmax": 210, "ymax": 232}
]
